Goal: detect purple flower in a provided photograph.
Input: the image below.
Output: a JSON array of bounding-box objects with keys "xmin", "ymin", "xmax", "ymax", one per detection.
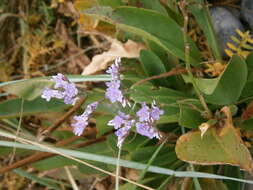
[
  {"xmin": 115, "ymin": 125, "xmax": 132, "ymax": 148},
  {"xmin": 105, "ymin": 81, "xmax": 124, "ymax": 104},
  {"xmin": 135, "ymin": 102, "xmax": 163, "ymax": 140},
  {"xmin": 150, "ymin": 103, "xmax": 164, "ymax": 121},
  {"xmin": 108, "ymin": 111, "xmax": 130, "ymax": 129},
  {"xmin": 41, "ymin": 73, "xmax": 78, "ymax": 105},
  {"xmin": 106, "ymin": 58, "xmax": 121, "ymax": 80},
  {"xmin": 72, "ymin": 102, "xmax": 98, "ymax": 136},
  {"xmin": 52, "ymin": 73, "xmax": 68, "ymax": 89},
  {"xmin": 136, "ymin": 122, "xmax": 160, "ymax": 139},
  {"xmin": 108, "ymin": 111, "xmax": 135, "ymax": 147},
  {"xmin": 137, "ymin": 102, "xmax": 164, "ymax": 122},
  {"xmin": 72, "ymin": 115, "xmax": 89, "ymax": 136},
  {"xmin": 105, "ymin": 58, "xmax": 128, "ymax": 107},
  {"xmin": 41, "ymin": 87, "xmax": 64, "ymax": 101},
  {"xmin": 137, "ymin": 103, "xmax": 150, "ymax": 122}
]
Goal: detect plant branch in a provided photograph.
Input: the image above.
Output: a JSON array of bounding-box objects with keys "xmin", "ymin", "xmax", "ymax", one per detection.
[
  {"xmin": 179, "ymin": 0, "xmax": 212, "ymax": 119},
  {"xmin": 132, "ymin": 67, "xmax": 190, "ymax": 87}
]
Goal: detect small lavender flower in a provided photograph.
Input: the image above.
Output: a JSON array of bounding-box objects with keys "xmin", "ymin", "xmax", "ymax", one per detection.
[
  {"xmin": 52, "ymin": 73, "xmax": 68, "ymax": 89},
  {"xmin": 137, "ymin": 103, "xmax": 150, "ymax": 122},
  {"xmin": 72, "ymin": 102, "xmax": 98, "ymax": 136},
  {"xmin": 115, "ymin": 125, "xmax": 132, "ymax": 148},
  {"xmin": 108, "ymin": 111, "xmax": 135, "ymax": 147},
  {"xmin": 137, "ymin": 102, "xmax": 164, "ymax": 122},
  {"xmin": 108, "ymin": 111, "xmax": 130, "ymax": 129},
  {"xmin": 135, "ymin": 102, "xmax": 164, "ymax": 140},
  {"xmin": 106, "ymin": 58, "xmax": 120, "ymax": 80},
  {"xmin": 136, "ymin": 122, "xmax": 161, "ymax": 139},
  {"xmin": 41, "ymin": 87, "xmax": 64, "ymax": 101},
  {"xmin": 41, "ymin": 73, "xmax": 78, "ymax": 105},
  {"xmin": 105, "ymin": 81, "xmax": 124, "ymax": 104},
  {"xmin": 72, "ymin": 115, "xmax": 89, "ymax": 136},
  {"xmin": 105, "ymin": 58, "xmax": 128, "ymax": 107},
  {"xmin": 150, "ymin": 103, "xmax": 164, "ymax": 121}
]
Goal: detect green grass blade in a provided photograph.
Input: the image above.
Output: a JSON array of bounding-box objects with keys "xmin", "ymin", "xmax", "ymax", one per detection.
[
  {"xmin": 0, "ymin": 133, "xmax": 253, "ymax": 185},
  {"xmin": 133, "ymin": 138, "xmax": 168, "ymax": 190}
]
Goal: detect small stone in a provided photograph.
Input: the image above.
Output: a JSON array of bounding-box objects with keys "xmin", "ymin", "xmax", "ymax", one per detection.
[
  {"xmin": 209, "ymin": 7, "xmax": 245, "ymax": 57},
  {"xmin": 241, "ymin": 0, "xmax": 253, "ymax": 31}
]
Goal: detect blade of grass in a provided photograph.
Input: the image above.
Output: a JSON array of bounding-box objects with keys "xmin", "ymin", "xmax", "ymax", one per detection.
[
  {"xmin": 157, "ymin": 175, "xmax": 174, "ymax": 190},
  {"xmin": 0, "ymin": 131, "xmax": 154, "ymax": 190},
  {"xmin": 133, "ymin": 138, "xmax": 168, "ymax": 190},
  {"xmin": 0, "ymin": 131, "xmax": 253, "ymax": 185}
]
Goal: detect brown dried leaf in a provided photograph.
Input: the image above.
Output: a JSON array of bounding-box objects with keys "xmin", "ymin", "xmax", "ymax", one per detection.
[
  {"xmin": 82, "ymin": 39, "xmax": 146, "ymax": 75},
  {"xmin": 55, "ymin": 20, "xmax": 90, "ymax": 73}
]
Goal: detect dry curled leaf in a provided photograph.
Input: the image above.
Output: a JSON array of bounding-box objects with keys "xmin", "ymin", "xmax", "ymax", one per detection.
[
  {"xmin": 199, "ymin": 122, "xmax": 210, "ymax": 139},
  {"xmin": 82, "ymin": 39, "xmax": 146, "ymax": 75}
]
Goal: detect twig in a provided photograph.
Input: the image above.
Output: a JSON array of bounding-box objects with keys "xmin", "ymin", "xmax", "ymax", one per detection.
[
  {"xmin": 65, "ymin": 166, "xmax": 80, "ymax": 190},
  {"xmin": 40, "ymin": 97, "xmax": 86, "ymax": 138},
  {"xmin": 0, "ymin": 129, "xmax": 104, "ymax": 174},
  {"xmin": 132, "ymin": 67, "xmax": 189, "ymax": 87}
]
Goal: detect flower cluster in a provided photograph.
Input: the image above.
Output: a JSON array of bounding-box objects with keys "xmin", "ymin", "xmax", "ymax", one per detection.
[
  {"xmin": 108, "ymin": 111, "xmax": 135, "ymax": 147},
  {"xmin": 108, "ymin": 102, "xmax": 164, "ymax": 148},
  {"xmin": 105, "ymin": 58, "xmax": 128, "ymax": 107},
  {"xmin": 72, "ymin": 102, "xmax": 98, "ymax": 136},
  {"xmin": 41, "ymin": 73, "xmax": 78, "ymax": 105},
  {"xmin": 41, "ymin": 58, "xmax": 164, "ymax": 147},
  {"xmin": 136, "ymin": 102, "xmax": 164, "ymax": 139}
]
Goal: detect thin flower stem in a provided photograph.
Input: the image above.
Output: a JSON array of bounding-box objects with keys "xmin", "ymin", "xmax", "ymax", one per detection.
[
  {"xmin": 116, "ymin": 147, "xmax": 122, "ymax": 190},
  {"xmin": 180, "ymin": 0, "xmax": 212, "ymax": 119}
]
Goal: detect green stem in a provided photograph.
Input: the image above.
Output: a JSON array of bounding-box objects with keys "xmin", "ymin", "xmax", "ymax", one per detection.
[
  {"xmin": 115, "ymin": 147, "xmax": 122, "ymax": 190},
  {"xmin": 181, "ymin": 1, "xmax": 212, "ymax": 119}
]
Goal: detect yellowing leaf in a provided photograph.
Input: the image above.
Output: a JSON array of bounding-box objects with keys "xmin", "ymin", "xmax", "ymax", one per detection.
[
  {"xmin": 176, "ymin": 106, "xmax": 253, "ymax": 174},
  {"xmin": 231, "ymin": 36, "xmax": 240, "ymax": 44},
  {"xmin": 225, "ymin": 49, "xmax": 234, "ymax": 57},
  {"xmin": 241, "ymin": 51, "xmax": 250, "ymax": 58},
  {"xmin": 236, "ymin": 29, "xmax": 245, "ymax": 38},
  {"xmin": 226, "ymin": 42, "xmax": 237, "ymax": 51},
  {"xmin": 82, "ymin": 39, "xmax": 146, "ymax": 75},
  {"xmin": 204, "ymin": 61, "xmax": 226, "ymax": 77}
]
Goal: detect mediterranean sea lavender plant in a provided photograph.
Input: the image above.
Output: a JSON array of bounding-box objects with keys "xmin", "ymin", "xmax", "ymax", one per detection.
[
  {"xmin": 41, "ymin": 73, "xmax": 78, "ymax": 105},
  {"xmin": 41, "ymin": 58, "xmax": 164, "ymax": 147},
  {"xmin": 72, "ymin": 102, "xmax": 98, "ymax": 136}
]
